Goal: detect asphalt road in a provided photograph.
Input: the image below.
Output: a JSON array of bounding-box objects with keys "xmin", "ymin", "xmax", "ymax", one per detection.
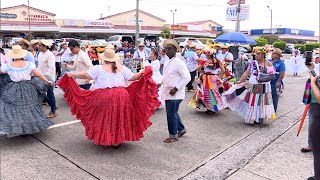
[{"xmin": 0, "ymin": 67, "xmax": 311, "ymax": 180}]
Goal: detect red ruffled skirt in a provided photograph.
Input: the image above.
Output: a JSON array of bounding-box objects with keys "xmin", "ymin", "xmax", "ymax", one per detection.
[{"xmin": 57, "ymin": 67, "xmax": 160, "ymax": 146}]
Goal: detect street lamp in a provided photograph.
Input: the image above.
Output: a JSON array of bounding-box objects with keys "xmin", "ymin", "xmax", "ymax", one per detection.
[
  {"xmin": 27, "ymin": 0, "xmax": 31, "ymax": 41},
  {"xmin": 267, "ymin": 5, "xmax": 272, "ymax": 44},
  {"xmin": 170, "ymin": 9, "xmax": 177, "ymax": 39}
]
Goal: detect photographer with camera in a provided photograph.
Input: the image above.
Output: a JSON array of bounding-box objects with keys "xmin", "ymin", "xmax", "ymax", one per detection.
[{"xmin": 306, "ymin": 53, "xmax": 320, "ymax": 180}]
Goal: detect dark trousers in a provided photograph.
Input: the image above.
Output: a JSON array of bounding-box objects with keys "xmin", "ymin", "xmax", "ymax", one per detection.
[
  {"xmin": 79, "ymin": 84, "xmax": 91, "ymax": 90},
  {"xmin": 310, "ymin": 103, "xmax": 320, "ymax": 179},
  {"xmin": 187, "ymin": 71, "xmax": 197, "ymax": 90},
  {"xmin": 271, "ymin": 86, "xmax": 280, "ymax": 113},
  {"xmin": 55, "ymin": 62, "xmax": 61, "ymax": 80},
  {"xmin": 44, "ymin": 85, "xmax": 57, "ymax": 113},
  {"xmin": 165, "ymin": 100, "xmax": 186, "ymax": 138}
]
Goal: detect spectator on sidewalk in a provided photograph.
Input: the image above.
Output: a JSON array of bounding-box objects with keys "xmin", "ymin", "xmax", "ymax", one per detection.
[
  {"xmin": 302, "ymin": 54, "xmax": 319, "ymax": 154},
  {"xmin": 161, "ymin": 39, "xmax": 191, "ymax": 143},
  {"xmin": 185, "ymin": 43, "xmax": 200, "ymax": 91},
  {"xmin": 308, "ymin": 71, "xmax": 320, "ymax": 180}
]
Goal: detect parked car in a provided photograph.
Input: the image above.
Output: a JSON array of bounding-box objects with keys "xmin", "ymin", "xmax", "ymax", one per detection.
[
  {"xmin": 197, "ymin": 38, "xmax": 223, "ymax": 49},
  {"xmin": 106, "ymin": 35, "xmax": 134, "ymax": 51},
  {"xmin": 174, "ymin": 37, "xmax": 207, "ymax": 50}
]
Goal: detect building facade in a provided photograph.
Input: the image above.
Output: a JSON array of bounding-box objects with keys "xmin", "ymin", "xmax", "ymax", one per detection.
[{"xmin": 0, "ymin": 4, "xmax": 220, "ymax": 47}]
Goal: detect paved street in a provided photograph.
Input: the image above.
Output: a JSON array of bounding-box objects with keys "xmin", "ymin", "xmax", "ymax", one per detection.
[{"xmin": 0, "ymin": 70, "xmax": 313, "ymax": 180}]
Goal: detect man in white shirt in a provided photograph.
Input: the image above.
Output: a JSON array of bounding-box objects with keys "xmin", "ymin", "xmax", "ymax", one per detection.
[
  {"xmin": 185, "ymin": 43, "xmax": 200, "ymax": 91},
  {"xmin": 217, "ymin": 45, "xmax": 234, "ymax": 73},
  {"xmin": 159, "ymin": 49, "xmax": 169, "ymax": 75},
  {"xmin": 162, "ymin": 39, "xmax": 191, "ymax": 143},
  {"xmin": 38, "ymin": 40, "xmax": 57, "ymax": 118},
  {"xmin": 133, "ymin": 42, "xmax": 149, "ymax": 72},
  {"xmin": 66, "ymin": 40, "xmax": 93, "ymax": 90},
  {"xmin": 60, "ymin": 43, "xmax": 74, "ymax": 63}
]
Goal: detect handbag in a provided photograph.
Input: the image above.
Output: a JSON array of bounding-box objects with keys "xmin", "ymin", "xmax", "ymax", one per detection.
[
  {"xmin": 255, "ymin": 61, "xmax": 275, "ymax": 83},
  {"xmin": 302, "ymin": 79, "xmax": 312, "ymax": 105}
]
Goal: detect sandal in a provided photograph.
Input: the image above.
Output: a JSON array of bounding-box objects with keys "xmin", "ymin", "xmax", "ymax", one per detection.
[
  {"xmin": 301, "ymin": 147, "xmax": 312, "ymax": 153},
  {"xmin": 47, "ymin": 112, "xmax": 57, "ymax": 119},
  {"xmin": 178, "ymin": 131, "xmax": 186, "ymax": 137},
  {"xmin": 164, "ymin": 138, "xmax": 179, "ymax": 143}
]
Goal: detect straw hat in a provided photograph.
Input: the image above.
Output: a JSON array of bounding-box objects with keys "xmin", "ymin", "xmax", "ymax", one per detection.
[
  {"xmin": 8, "ymin": 45, "xmax": 28, "ymax": 59},
  {"xmin": 273, "ymin": 48, "xmax": 283, "ymax": 57},
  {"xmin": 163, "ymin": 39, "xmax": 180, "ymax": 51},
  {"xmin": 138, "ymin": 42, "xmax": 145, "ymax": 47},
  {"xmin": 18, "ymin": 39, "xmax": 30, "ymax": 47},
  {"xmin": 30, "ymin": 39, "xmax": 39, "ymax": 45},
  {"xmin": 39, "ymin": 39, "xmax": 52, "ymax": 47},
  {"xmin": 189, "ymin": 43, "xmax": 197, "ymax": 48},
  {"xmin": 99, "ymin": 48, "xmax": 118, "ymax": 62},
  {"xmin": 220, "ymin": 45, "xmax": 229, "ymax": 49},
  {"xmin": 106, "ymin": 44, "xmax": 115, "ymax": 50}
]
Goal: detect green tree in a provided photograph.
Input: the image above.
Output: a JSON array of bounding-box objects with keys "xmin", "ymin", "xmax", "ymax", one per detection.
[
  {"xmin": 305, "ymin": 42, "xmax": 320, "ymax": 51},
  {"xmin": 273, "ymin": 40, "xmax": 286, "ymax": 50},
  {"xmin": 260, "ymin": 35, "xmax": 280, "ymax": 44},
  {"xmin": 255, "ymin": 37, "xmax": 268, "ymax": 47},
  {"xmin": 160, "ymin": 27, "xmax": 171, "ymax": 39}
]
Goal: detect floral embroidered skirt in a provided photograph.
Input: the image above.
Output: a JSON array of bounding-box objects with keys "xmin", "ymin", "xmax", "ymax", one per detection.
[
  {"xmin": 224, "ymin": 82, "xmax": 276, "ymax": 124},
  {"xmin": 188, "ymin": 74, "xmax": 227, "ymax": 112}
]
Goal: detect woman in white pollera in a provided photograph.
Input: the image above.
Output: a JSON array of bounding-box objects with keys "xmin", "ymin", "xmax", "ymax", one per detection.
[{"xmin": 286, "ymin": 49, "xmax": 308, "ymax": 76}]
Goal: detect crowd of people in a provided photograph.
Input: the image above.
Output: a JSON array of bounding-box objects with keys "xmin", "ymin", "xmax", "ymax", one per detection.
[{"xmin": 0, "ymin": 38, "xmax": 319, "ymax": 179}]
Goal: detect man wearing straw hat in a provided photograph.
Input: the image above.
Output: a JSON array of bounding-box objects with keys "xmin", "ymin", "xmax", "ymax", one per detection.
[
  {"xmin": 270, "ymin": 48, "xmax": 286, "ymax": 113},
  {"xmin": 161, "ymin": 39, "xmax": 191, "ymax": 143},
  {"xmin": 30, "ymin": 39, "xmax": 40, "ymax": 67},
  {"xmin": 38, "ymin": 39, "xmax": 57, "ymax": 118},
  {"xmin": 133, "ymin": 42, "xmax": 150, "ymax": 72},
  {"xmin": 18, "ymin": 39, "xmax": 35, "ymax": 64},
  {"xmin": 216, "ymin": 45, "xmax": 234, "ymax": 73}
]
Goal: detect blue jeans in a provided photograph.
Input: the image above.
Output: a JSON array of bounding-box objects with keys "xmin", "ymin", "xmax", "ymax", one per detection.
[
  {"xmin": 271, "ymin": 86, "xmax": 280, "ymax": 113},
  {"xmin": 79, "ymin": 84, "xmax": 91, "ymax": 90},
  {"xmin": 45, "ymin": 85, "xmax": 57, "ymax": 113},
  {"xmin": 165, "ymin": 100, "xmax": 186, "ymax": 138}
]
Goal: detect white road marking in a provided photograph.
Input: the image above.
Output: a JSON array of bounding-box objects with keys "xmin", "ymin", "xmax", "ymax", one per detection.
[
  {"xmin": 295, "ymin": 76, "xmax": 309, "ymax": 80},
  {"xmin": 48, "ymin": 120, "xmax": 81, "ymax": 129}
]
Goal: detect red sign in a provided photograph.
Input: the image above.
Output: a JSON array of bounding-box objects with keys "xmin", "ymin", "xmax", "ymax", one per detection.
[
  {"xmin": 227, "ymin": 0, "xmax": 245, "ymax": 5},
  {"xmin": 171, "ymin": 25, "xmax": 187, "ymax": 31}
]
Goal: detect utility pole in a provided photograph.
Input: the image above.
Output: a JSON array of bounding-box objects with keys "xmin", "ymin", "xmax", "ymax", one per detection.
[
  {"xmin": 27, "ymin": 0, "xmax": 31, "ymax": 41},
  {"xmin": 170, "ymin": 9, "xmax": 177, "ymax": 39},
  {"xmin": 135, "ymin": 0, "xmax": 139, "ymax": 48},
  {"xmin": 235, "ymin": 0, "xmax": 241, "ymax": 32},
  {"xmin": 267, "ymin": 5, "xmax": 272, "ymax": 44}
]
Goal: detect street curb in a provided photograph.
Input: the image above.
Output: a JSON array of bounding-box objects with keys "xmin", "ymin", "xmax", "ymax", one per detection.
[{"xmin": 179, "ymin": 105, "xmax": 304, "ymax": 180}]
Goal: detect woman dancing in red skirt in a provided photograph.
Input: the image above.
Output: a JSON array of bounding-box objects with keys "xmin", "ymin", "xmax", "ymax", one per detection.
[{"xmin": 58, "ymin": 49, "xmax": 160, "ymax": 148}]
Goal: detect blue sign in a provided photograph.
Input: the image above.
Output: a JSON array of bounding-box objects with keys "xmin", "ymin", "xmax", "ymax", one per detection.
[
  {"xmin": 250, "ymin": 28, "xmax": 315, "ymax": 36},
  {"xmin": 0, "ymin": 13, "xmax": 17, "ymax": 18},
  {"xmin": 213, "ymin": 26, "xmax": 223, "ymax": 32}
]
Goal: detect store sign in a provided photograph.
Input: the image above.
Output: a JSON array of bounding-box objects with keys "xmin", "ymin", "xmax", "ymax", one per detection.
[
  {"xmin": 251, "ymin": 28, "xmax": 315, "ymax": 36},
  {"xmin": 129, "ymin": 18, "xmax": 144, "ymax": 24},
  {"xmin": 226, "ymin": 5, "xmax": 249, "ymax": 21},
  {"xmin": 84, "ymin": 20, "xmax": 113, "ymax": 28},
  {"xmin": 213, "ymin": 26, "xmax": 223, "ymax": 32},
  {"xmin": 0, "ymin": 13, "xmax": 17, "ymax": 18},
  {"xmin": 64, "ymin": 19, "xmax": 78, "ymax": 26},
  {"xmin": 171, "ymin": 25, "xmax": 188, "ymax": 31},
  {"xmin": 24, "ymin": 14, "xmax": 53, "ymax": 22}
]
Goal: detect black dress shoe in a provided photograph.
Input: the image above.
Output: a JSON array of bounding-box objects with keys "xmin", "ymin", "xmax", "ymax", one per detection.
[{"xmin": 307, "ymin": 176, "xmax": 315, "ymax": 180}]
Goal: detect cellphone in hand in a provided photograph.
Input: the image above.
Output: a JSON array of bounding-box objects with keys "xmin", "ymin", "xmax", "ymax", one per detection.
[
  {"xmin": 310, "ymin": 70, "xmax": 317, "ymax": 77},
  {"xmin": 305, "ymin": 51, "xmax": 312, "ymax": 65}
]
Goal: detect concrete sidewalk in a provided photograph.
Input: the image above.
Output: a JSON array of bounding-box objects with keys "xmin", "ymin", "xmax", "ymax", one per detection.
[{"xmin": 183, "ymin": 105, "xmax": 313, "ymax": 180}]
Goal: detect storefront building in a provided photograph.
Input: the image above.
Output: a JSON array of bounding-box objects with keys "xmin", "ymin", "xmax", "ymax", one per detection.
[
  {"xmin": 250, "ymin": 28, "xmax": 319, "ymax": 43},
  {"xmin": 0, "ymin": 4, "xmax": 221, "ymax": 47}
]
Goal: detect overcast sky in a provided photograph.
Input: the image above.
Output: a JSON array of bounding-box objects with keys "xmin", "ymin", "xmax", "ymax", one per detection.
[{"xmin": 1, "ymin": 0, "xmax": 319, "ymax": 35}]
